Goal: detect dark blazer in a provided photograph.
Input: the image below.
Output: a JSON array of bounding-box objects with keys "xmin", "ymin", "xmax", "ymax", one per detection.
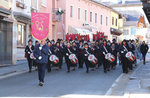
[
  {"xmin": 33, "ymin": 44, "xmax": 49, "ymax": 64},
  {"xmin": 25, "ymin": 45, "xmax": 34, "ymax": 59},
  {"xmin": 140, "ymin": 44, "xmax": 149, "ymax": 55}
]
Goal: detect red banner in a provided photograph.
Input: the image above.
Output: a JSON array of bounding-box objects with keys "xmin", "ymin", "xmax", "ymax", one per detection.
[{"xmin": 31, "ymin": 13, "xmax": 49, "ymax": 40}]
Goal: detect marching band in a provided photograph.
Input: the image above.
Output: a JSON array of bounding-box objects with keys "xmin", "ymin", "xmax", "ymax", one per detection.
[{"xmin": 25, "ymin": 38, "xmax": 149, "ymax": 86}]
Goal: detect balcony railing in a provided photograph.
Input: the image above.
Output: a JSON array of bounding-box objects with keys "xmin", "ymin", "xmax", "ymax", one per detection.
[{"xmin": 52, "ymin": 8, "xmax": 63, "ymax": 22}]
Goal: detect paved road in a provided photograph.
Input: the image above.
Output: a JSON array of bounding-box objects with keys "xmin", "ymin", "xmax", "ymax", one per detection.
[{"xmin": 0, "ymin": 63, "xmax": 123, "ymax": 97}]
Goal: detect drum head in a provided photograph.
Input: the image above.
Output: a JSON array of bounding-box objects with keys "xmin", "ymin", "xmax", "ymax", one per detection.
[
  {"xmin": 126, "ymin": 52, "xmax": 132, "ymax": 58},
  {"xmin": 105, "ymin": 53, "xmax": 111, "ymax": 59},
  {"xmin": 69, "ymin": 54, "xmax": 75, "ymax": 59},
  {"xmin": 50, "ymin": 55, "xmax": 56, "ymax": 61},
  {"xmin": 88, "ymin": 55, "xmax": 94, "ymax": 61}
]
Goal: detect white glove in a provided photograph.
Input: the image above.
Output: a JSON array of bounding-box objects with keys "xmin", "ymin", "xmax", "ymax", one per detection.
[
  {"xmin": 121, "ymin": 51, "xmax": 124, "ymax": 53},
  {"xmin": 85, "ymin": 54, "xmax": 88, "ymax": 56},
  {"xmin": 66, "ymin": 53, "xmax": 69, "ymax": 56},
  {"xmin": 39, "ymin": 47, "xmax": 42, "ymax": 50},
  {"xmin": 38, "ymin": 56, "xmax": 42, "ymax": 60},
  {"xmin": 28, "ymin": 52, "xmax": 30, "ymax": 54},
  {"xmin": 103, "ymin": 52, "xmax": 105, "ymax": 55}
]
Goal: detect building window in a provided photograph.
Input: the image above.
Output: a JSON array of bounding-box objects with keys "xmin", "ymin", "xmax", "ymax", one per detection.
[
  {"xmin": 116, "ymin": 18, "xmax": 118, "ymax": 26},
  {"xmin": 17, "ymin": 24, "xmax": 26, "ymax": 47},
  {"xmin": 42, "ymin": 0, "xmax": 47, "ymax": 7},
  {"xmin": 123, "ymin": 29, "xmax": 129, "ymax": 35},
  {"xmin": 90, "ymin": 12, "xmax": 92, "ymax": 22},
  {"xmin": 78, "ymin": 8, "xmax": 81, "ymax": 20},
  {"xmin": 17, "ymin": 0, "xmax": 24, "ymax": 3},
  {"xmin": 85, "ymin": 10, "xmax": 87, "ymax": 21},
  {"xmin": 106, "ymin": 17, "xmax": 108, "ymax": 26},
  {"xmin": 95, "ymin": 13, "xmax": 97, "ymax": 23},
  {"xmin": 31, "ymin": 0, "xmax": 38, "ymax": 9},
  {"xmin": 112, "ymin": 17, "xmax": 114, "ymax": 25},
  {"xmin": 70, "ymin": 6, "xmax": 73, "ymax": 18},
  {"xmin": 101, "ymin": 15, "xmax": 103, "ymax": 25}
]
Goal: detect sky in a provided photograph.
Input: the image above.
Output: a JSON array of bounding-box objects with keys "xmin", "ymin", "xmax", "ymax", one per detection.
[{"xmin": 95, "ymin": 0, "xmax": 140, "ymax": 3}]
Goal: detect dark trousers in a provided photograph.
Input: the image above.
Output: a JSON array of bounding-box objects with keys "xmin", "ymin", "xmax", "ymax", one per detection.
[
  {"xmin": 102, "ymin": 57, "xmax": 110, "ymax": 71},
  {"xmin": 37, "ymin": 63, "xmax": 46, "ymax": 82},
  {"xmin": 47, "ymin": 61, "xmax": 51, "ymax": 71},
  {"xmin": 142, "ymin": 53, "xmax": 146, "ymax": 64},
  {"xmin": 85, "ymin": 59, "xmax": 91, "ymax": 72},
  {"xmin": 59, "ymin": 56, "xmax": 63, "ymax": 68},
  {"xmin": 27, "ymin": 58, "xmax": 33, "ymax": 71},
  {"xmin": 122, "ymin": 57, "xmax": 128, "ymax": 73},
  {"xmin": 78, "ymin": 56, "xmax": 84, "ymax": 68}
]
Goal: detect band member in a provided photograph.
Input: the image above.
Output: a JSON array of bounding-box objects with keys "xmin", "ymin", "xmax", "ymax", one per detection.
[
  {"xmin": 140, "ymin": 41, "xmax": 149, "ymax": 65},
  {"xmin": 128, "ymin": 40, "xmax": 135, "ymax": 70},
  {"xmin": 101, "ymin": 40, "xmax": 112, "ymax": 73},
  {"xmin": 47, "ymin": 41, "xmax": 53, "ymax": 72},
  {"xmin": 53, "ymin": 42, "xmax": 63, "ymax": 70},
  {"xmin": 78, "ymin": 41, "xmax": 84, "ymax": 68},
  {"xmin": 119, "ymin": 40, "xmax": 130, "ymax": 74},
  {"xmin": 33, "ymin": 40, "xmax": 49, "ymax": 86},
  {"xmin": 65, "ymin": 42, "xmax": 76, "ymax": 72},
  {"xmin": 33, "ymin": 41, "xmax": 40, "ymax": 69},
  {"xmin": 25, "ymin": 40, "xmax": 34, "ymax": 73},
  {"xmin": 83, "ymin": 43, "xmax": 95, "ymax": 73},
  {"xmin": 111, "ymin": 39, "xmax": 118, "ymax": 69},
  {"xmin": 95, "ymin": 41, "xmax": 101, "ymax": 68}
]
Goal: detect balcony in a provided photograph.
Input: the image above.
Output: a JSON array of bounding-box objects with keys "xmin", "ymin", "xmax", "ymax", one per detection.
[
  {"xmin": 52, "ymin": 8, "xmax": 63, "ymax": 22},
  {"xmin": 16, "ymin": 0, "xmax": 27, "ymax": 9}
]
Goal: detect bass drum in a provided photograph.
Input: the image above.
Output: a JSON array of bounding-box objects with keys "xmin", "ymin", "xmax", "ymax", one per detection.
[
  {"xmin": 69, "ymin": 54, "xmax": 78, "ymax": 64},
  {"xmin": 105, "ymin": 53, "xmax": 115, "ymax": 63},
  {"xmin": 49, "ymin": 55, "xmax": 59, "ymax": 64},
  {"xmin": 126, "ymin": 52, "xmax": 135, "ymax": 62},
  {"xmin": 88, "ymin": 54, "xmax": 98, "ymax": 64}
]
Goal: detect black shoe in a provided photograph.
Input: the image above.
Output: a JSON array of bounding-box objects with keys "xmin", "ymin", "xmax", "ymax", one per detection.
[
  {"xmin": 48, "ymin": 69, "xmax": 51, "ymax": 72},
  {"xmin": 104, "ymin": 70, "xmax": 107, "ymax": 73},
  {"xmin": 67, "ymin": 70, "xmax": 70, "ymax": 73},
  {"xmin": 59, "ymin": 66, "xmax": 62, "ymax": 69},
  {"xmin": 86, "ymin": 70, "xmax": 89, "ymax": 73},
  {"xmin": 29, "ymin": 70, "xmax": 31, "ymax": 73}
]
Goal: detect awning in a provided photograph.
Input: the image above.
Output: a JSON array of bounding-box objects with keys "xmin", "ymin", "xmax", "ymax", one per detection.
[
  {"xmin": 13, "ymin": 12, "xmax": 31, "ymax": 24},
  {"xmin": 110, "ymin": 28, "xmax": 123, "ymax": 36},
  {"xmin": 75, "ymin": 28, "xmax": 91, "ymax": 35}
]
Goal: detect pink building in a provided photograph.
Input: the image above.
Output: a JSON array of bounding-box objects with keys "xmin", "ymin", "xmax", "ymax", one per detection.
[{"xmin": 54, "ymin": 0, "xmax": 111, "ymax": 41}]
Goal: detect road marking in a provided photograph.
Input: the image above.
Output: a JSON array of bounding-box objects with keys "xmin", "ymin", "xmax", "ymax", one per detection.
[{"xmin": 105, "ymin": 73, "xmax": 124, "ymax": 96}]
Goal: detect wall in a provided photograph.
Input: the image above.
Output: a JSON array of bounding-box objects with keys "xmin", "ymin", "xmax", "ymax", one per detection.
[
  {"xmin": 0, "ymin": 0, "xmax": 11, "ymax": 9},
  {"xmin": 110, "ymin": 11, "xmax": 119, "ymax": 29},
  {"xmin": 56, "ymin": 0, "xmax": 111, "ymax": 40}
]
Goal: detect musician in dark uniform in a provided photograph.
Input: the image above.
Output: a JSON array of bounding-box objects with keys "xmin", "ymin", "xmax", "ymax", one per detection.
[
  {"xmin": 33, "ymin": 40, "xmax": 49, "ymax": 86},
  {"xmin": 83, "ymin": 43, "xmax": 94, "ymax": 73},
  {"xmin": 65, "ymin": 42, "xmax": 76, "ymax": 72},
  {"xmin": 95, "ymin": 41, "xmax": 101, "ymax": 68},
  {"xmin": 53, "ymin": 42, "xmax": 63, "ymax": 70},
  {"xmin": 25, "ymin": 40, "xmax": 34, "ymax": 73},
  {"xmin": 140, "ymin": 41, "xmax": 149, "ymax": 65},
  {"xmin": 128, "ymin": 40, "xmax": 135, "ymax": 70},
  {"xmin": 78, "ymin": 41, "xmax": 84, "ymax": 68},
  {"xmin": 111, "ymin": 39, "xmax": 118, "ymax": 69},
  {"xmin": 119, "ymin": 40, "xmax": 130, "ymax": 74},
  {"xmin": 47, "ymin": 41, "xmax": 54, "ymax": 72},
  {"xmin": 101, "ymin": 40, "xmax": 112, "ymax": 73},
  {"xmin": 60, "ymin": 39, "xmax": 65, "ymax": 68}
]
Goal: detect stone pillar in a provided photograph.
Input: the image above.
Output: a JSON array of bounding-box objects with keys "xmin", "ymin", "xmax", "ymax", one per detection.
[{"xmin": 12, "ymin": 21, "xmax": 17, "ymax": 64}]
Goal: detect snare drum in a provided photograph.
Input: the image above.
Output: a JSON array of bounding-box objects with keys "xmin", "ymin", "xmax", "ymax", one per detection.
[
  {"xmin": 105, "ymin": 53, "xmax": 115, "ymax": 63},
  {"xmin": 69, "ymin": 54, "xmax": 78, "ymax": 64},
  {"xmin": 125, "ymin": 52, "xmax": 135, "ymax": 62},
  {"xmin": 88, "ymin": 54, "xmax": 98, "ymax": 64},
  {"xmin": 30, "ymin": 53, "xmax": 35, "ymax": 59},
  {"xmin": 49, "ymin": 55, "xmax": 59, "ymax": 64}
]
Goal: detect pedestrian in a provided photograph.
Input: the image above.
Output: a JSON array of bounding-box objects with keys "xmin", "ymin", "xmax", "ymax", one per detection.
[
  {"xmin": 25, "ymin": 39, "xmax": 34, "ymax": 73},
  {"xmin": 33, "ymin": 40, "xmax": 49, "ymax": 86},
  {"xmin": 140, "ymin": 41, "xmax": 149, "ymax": 65}
]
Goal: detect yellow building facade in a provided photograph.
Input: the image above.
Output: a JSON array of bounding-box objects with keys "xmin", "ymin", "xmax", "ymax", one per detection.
[
  {"xmin": 0, "ymin": 0, "xmax": 11, "ymax": 9},
  {"xmin": 110, "ymin": 10, "xmax": 119, "ymax": 29}
]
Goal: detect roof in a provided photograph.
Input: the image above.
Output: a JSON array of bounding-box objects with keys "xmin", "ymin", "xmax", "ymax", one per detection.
[{"xmin": 118, "ymin": 0, "xmax": 142, "ymax": 5}]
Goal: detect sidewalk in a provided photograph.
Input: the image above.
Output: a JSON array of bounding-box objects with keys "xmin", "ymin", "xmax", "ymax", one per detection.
[
  {"xmin": 0, "ymin": 60, "xmax": 29, "ymax": 79},
  {"xmin": 125, "ymin": 59, "xmax": 150, "ymax": 98}
]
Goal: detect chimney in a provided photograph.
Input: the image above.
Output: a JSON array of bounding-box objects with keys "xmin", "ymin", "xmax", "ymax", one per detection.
[{"xmin": 122, "ymin": 0, "xmax": 126, "ymax": 4}]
